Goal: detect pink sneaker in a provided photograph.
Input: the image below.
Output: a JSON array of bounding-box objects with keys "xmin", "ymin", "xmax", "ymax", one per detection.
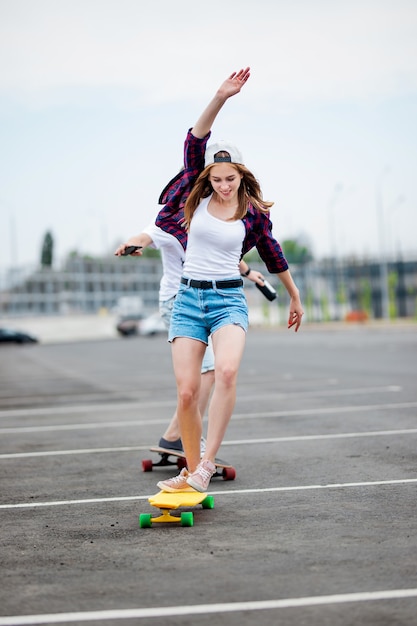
[
  {"xmin": 186, "ymin": 460, "xmax": 216, "ymax": 492},
  {"xmin": 157, "ymin": 468, "xmax": 190, "ymax": 493}
]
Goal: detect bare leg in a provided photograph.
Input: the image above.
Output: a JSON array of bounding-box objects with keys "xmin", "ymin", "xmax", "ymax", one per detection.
[
  {"xmin": 171, "ymin": 337, "xmax": 206, "ymax": 472},
  {"xmin": 198, "ymin": 369, "xmax": 215, "ymax": 419},
  {"xmin": 161, "ymin": 369, "xmax": 214, "ymax": 441},
  {"xmin": 160, "ymin": 415, "xmax": 181, "ymax": 442},
  {"xmin": 203, "ymin": 325, "xmax": 246, "ymax": 462}
]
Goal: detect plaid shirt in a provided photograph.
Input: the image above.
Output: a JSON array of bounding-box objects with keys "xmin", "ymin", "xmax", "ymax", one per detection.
[{"xmin": 155, "ymin": 130, "xmax": 289, "ymax": 274}]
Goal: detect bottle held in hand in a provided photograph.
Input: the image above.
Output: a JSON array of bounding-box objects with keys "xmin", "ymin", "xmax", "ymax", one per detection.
[{"xmin": 256, "ymin": 279, "xmax": 277, "ymax": 301}]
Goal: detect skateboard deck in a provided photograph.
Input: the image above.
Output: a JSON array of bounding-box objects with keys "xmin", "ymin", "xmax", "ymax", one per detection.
[
  {"xmin": 139, "ymin": 489, "xmax": 215, "ymax": 528},
  {"xmin": 142, "ymin": 445, "xmax": 236, "ymax": 480}
]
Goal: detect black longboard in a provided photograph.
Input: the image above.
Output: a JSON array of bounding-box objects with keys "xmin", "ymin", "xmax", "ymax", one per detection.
[{"xmin": 142, "ymin": 446, "xmax": 236, "ymax": 481}]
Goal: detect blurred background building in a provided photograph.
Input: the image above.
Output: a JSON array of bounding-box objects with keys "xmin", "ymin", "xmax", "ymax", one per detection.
[{"xmin": 1, "ymin": 251, "xmax": 416, "ymax": 323}]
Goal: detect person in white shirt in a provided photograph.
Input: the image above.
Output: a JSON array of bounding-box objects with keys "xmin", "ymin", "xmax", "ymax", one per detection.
[{"xmin": 115, "ymin": 219, "xmax": 265, "ymax": 452}]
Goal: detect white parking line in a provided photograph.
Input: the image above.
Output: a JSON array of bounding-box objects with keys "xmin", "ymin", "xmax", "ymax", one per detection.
[
  {"xmin": 1, "ymin": 428, "xmax": 417, "ymax": 459},
  {"xmin": 0, "ymin": 445, "xmax": 149, "ymax": 458},
  {"xmin": 0, "ymin": 384, "xmax": 402, "ymax": 420},
  {"xmin": 0, "ymin": 588, "xmax": 416, "ymax": 624},
  {"xmin": 1, "ymin": 478, "xmax": 416, "ymax": 509},
  {"xmin": 1, "ymin": 401, "xmax": 416, "ymax": 435}
]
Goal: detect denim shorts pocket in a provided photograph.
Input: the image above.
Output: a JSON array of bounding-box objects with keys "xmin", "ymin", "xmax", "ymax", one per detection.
[
  {"xmin": 214, "ymin": 286, "xmax": 246, "ymax": 303},
  {"xmin": 173, "ymin": 284, "xmax": 188, "ymax": 307}
]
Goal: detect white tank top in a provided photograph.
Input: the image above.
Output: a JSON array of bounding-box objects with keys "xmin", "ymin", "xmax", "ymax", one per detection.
[{"xmin": 183, "ymin": 195, "xmax": 245, "ymax": 279}]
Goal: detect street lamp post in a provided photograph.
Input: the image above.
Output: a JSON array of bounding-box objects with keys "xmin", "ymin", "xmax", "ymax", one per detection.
[
  {"xmin": 327, "ymin": 183, "xmax": 344, "ymax": 319},
  {"xmin": 386, "ymin": 195, "xmax": 406, "ymax": 258},
  {"xmin": 376, "ymin": 167, "xmax": 390, "ymax": 320}
]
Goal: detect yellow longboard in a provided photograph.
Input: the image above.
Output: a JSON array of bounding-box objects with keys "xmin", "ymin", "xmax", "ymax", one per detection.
[{"xmin": 139, "ymin": 489, "xmax": 215, "ymax": 528}]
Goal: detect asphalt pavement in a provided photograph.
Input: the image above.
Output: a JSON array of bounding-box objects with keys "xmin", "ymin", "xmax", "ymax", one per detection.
[{"xmin": 0, "ymin": 322, "xmax": 416, "ymax": 625}]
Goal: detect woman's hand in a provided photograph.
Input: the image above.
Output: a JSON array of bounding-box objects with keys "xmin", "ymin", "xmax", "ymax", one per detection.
[
  {"xmin": 287, "ymin": 297, "xmax": 304, "ymax": 332},
  {"xmin": 247, "ymin": 269, "xmax": 265, "ymax": 285},
  {"xmin": 114, "ymin": 243, "xmax": 143, "ymax": 257},
  {"xmin": 217, "ymin": 67, "xmax": 251, "ymax": 100}
]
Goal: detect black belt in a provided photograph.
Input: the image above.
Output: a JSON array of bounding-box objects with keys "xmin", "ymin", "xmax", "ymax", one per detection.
[{"xmin": 181, "ymin": 277, "xmax": 243, "ymax": 289}]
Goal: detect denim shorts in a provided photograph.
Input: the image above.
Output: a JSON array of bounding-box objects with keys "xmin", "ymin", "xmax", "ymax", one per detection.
[
  {"xmin": 160, "ymin": 295, "xmax": 215, "ymax": 373},
  {"xmin": 159, "ymin": 296, "xmax": 176, "ymax": 331},
  {"xmin": 168, "ymin": 277, "xmax": 248, "ymax": 345}
]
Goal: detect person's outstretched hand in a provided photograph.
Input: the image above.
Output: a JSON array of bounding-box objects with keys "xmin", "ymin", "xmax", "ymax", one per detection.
[{"xmin": 217, "ymin": 67, "xmax": 251, "ymax": 100}]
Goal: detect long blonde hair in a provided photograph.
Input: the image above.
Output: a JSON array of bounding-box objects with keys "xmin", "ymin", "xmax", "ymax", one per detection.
[{"xmin": 184, "ymin": 163, "xmax": 273, "ymax": 228}]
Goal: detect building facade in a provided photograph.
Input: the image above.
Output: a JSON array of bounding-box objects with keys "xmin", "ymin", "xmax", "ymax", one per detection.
[
  {"xmin": 0, "ymin": 256, "xmax": 162, "ymax": 316},
  {"xmin": 1, "ymin": 254, "xmax": 416, "ymax": 321}
]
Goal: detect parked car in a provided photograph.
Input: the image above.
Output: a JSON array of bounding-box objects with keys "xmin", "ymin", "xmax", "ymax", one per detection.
[
  {"xmin": 138, "ymin": 312, "xmax": 167, "ymax": 336},
  {"xmin": 116, "ymin": 312, "xmax": 167, "ymax": 337},
  {"xmin": 116, "ymin": 314, "xmax": 143, "ymax": 337},
  {"xmin": 0, "ymin": 328, "xmax": 39, "ymax": 344}
]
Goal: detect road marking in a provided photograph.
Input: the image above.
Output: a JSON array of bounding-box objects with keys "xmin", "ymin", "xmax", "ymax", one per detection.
[
  {"xmin": 1, "ymin": 428, "xmax": 417, "ymax": 459},
  {"xmin": 0, "ymin": 445, "xmax": 149, "ymax": 458},
  {"xmin": 1, "ymin": 401, "xmax": 416, "ymax": 435},
  {"xmin": 1, "ymin": 478, "xmax": 416, "ymax": 509},
  {"xmin": 0, "ymin": 384, "xmax": 402, "ymax": 419},
  {"xmin": 223, "ymin": 427, "xmax": 417, "ymax": 446},
  {"xmin": 0, "ymin": 588, "xmax": 416, "ymax": 624}
]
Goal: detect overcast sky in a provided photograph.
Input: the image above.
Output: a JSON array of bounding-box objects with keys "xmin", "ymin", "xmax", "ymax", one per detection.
[{"xmin": 1, "ymin": 0, "xmax": 416, "ymax": 272}]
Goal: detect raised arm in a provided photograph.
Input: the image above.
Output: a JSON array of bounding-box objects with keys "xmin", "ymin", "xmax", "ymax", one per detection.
[{"xmin": 191, "ymin": 67, "xmax": 250, "ymax": 139}]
